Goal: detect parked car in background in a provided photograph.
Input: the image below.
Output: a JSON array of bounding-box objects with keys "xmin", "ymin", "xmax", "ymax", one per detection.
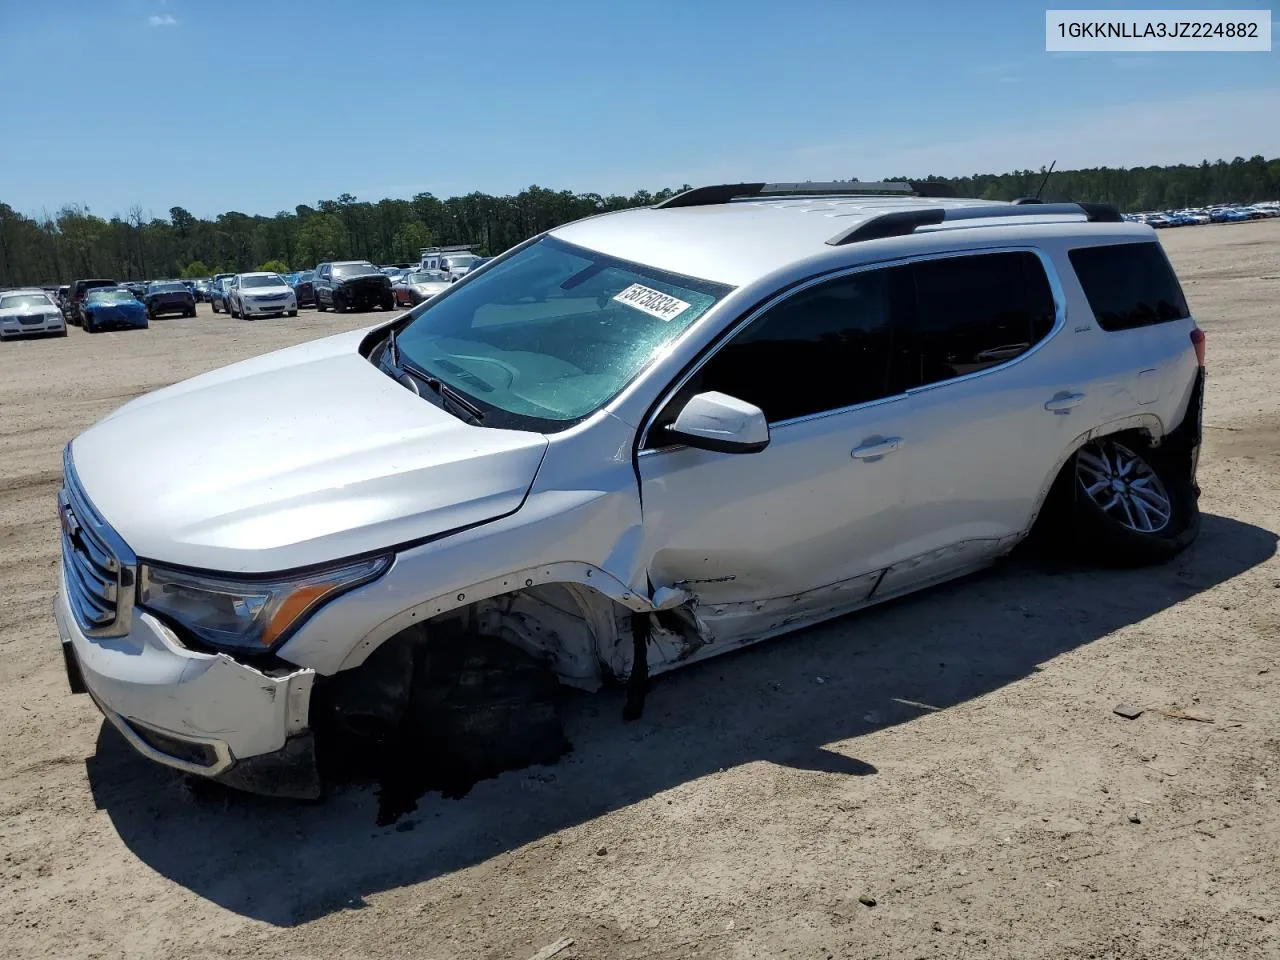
[
  {"xmin": 81, "ymin": 287, "xmax": 149, "ymax": 333},
  {"xmin": 143, "ymin": 281, "xmax": 197, "ymax": 320},
  {"xmin": 193, "ymin": 280, "xmax": 212, "ymax": 302},
  {"xmin": 419, "ymin": 245, "xmax": 482, "ymax": 279},
  {"xmin": 55, "ymin": 285, "xmax": 71, "ymax": 316},
  {"xmin": 209, "ymin": 276, "xmax": 235, "ymax": 313},
  {"xmin": 67, "ymin": 278, "xmax": 119, "ymax": 326},
  {"xmin": 313, "ymin": 260, "xmax": 396, "ymax": 312},
  {"xmin": 288, "ymin": 270, "xmax": 316, "ymax": 307},
  {"xmin": 0, "ymin": 289, "xmax": 67, "ymax": 340},
  {"xmin": 228, "ymin": 272, "xmax": 298, "ymax": 319},
  {"xmin": 122, "ymin": 281, "xmax": 148, "ymax": 300},
  {"xmin": 391, "ymin": 269, "xmax": 452, "ymax": 307}
]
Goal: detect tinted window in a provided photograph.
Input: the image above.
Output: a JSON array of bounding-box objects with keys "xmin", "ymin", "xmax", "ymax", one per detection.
[
  {"xmin": 1068, "ymin": 242, "xmax": 1190, "ymax": 331},
  {"xmin": 684, "ymin": 267, "xmax": 905, "ymax": 426},
  {"xmin": 903, "ymin": 252, "xmax": 1056, "ymax": 388},
  {"xmin": 333, "ymin": 262, "xmax": 377, "ymax": 278}
]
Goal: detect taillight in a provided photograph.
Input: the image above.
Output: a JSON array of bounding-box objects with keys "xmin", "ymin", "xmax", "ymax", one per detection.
[{"xmin": 1190, "ymin": 327, "xmax": 1206, "ymax": 367}]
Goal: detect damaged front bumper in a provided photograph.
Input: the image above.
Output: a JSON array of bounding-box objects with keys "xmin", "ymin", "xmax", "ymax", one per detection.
[{"xmin": 54, "ymin": 568, "xmax": 321, "ymax": 798}]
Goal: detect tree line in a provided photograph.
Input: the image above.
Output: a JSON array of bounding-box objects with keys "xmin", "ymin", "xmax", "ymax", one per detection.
[{"xmin": 1, "ymin": 155, "xmax": 1277, "ymax": 287}]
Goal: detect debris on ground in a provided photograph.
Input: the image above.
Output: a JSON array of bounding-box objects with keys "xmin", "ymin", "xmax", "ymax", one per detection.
[
  {"xmin": 595, "ymin": 845, "xmax": 607, "ymax": 856},
  {"xmin": 525, "ymin": 937, "xmax": 574, "ymax": 960},
  {"xmin": 1113, "ymin": 703, "xmax": 1144, "ymax": 720},
  {"xmin": 1157, "ymin": 708, "xmax": 1214, "ymax": 723},
  {"xmin": 858, "ymin": 895, "xmax": 877, "ymax": 907},
  {"xmin": 1129, "ymin": 814, "xmax": 1143, "ymax": 824}
]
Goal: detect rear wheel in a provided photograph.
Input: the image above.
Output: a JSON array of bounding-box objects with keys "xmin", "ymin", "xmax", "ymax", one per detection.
[
  {"xmin": 83, "ymin": 313, "xmax": 96, "ymax": 334},
  {"xmin": 1068, "ymin": 436, "xmax": 1199, "ymax": 567},
  {"xmin": 381, "ymin": 294, "xmax": 396, "ymax": 311}
]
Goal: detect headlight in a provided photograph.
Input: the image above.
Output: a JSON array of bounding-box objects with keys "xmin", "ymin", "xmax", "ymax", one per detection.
[{"xmin": 138, "ymin": 555, "xmax": 392, "ymax": 652}]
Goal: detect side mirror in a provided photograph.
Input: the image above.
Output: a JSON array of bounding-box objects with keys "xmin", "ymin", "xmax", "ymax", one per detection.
[{"xmin": 664, "ymin": 391, "xmax": 770, "ymax": 454}]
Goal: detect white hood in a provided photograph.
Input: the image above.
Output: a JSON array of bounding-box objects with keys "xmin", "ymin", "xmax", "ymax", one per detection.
[{"xmin": 70, "ymin": 329, "xmax": 548, "ymax": 573}]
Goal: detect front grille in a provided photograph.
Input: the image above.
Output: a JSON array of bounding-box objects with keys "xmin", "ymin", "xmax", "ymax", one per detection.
[
  {"xmin": 18, "ymin": 315, "xmax": 43, "ymax": 325},
  {"xmin": 59, "ymin": 447, "xmax": 136, "ymax": 637}
]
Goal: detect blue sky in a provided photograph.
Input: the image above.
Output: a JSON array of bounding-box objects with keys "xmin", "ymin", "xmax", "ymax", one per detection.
[{"xmin": 1, "ymin": 0, "xmax": 1276, "ymax": 219}]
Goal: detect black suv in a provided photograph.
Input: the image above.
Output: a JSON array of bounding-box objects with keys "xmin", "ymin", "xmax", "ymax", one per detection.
[
  {"xmin": 313, "ymin": 261, "xmax": 396, "ymax": 313},
  {"xmin": 67, "ymin": 279, "xmax": 119, "ymax": 326}
]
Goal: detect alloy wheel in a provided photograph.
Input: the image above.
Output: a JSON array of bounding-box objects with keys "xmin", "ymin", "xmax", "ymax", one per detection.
[{"xmin": 1075, "ymin": 440, "xmax": 1172, "ymax": 534}]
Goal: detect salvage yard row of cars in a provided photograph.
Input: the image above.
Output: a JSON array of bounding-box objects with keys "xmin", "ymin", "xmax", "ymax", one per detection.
[
  {"xmin": 1123, "ymin": 200, "xmax": 1280, "ymax": 228},
  {"xmin": 1, "ymin": 246, "xmax": 496, "ymax": 342}
]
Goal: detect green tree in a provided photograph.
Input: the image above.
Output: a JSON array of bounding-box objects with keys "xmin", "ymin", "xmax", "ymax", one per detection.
[
  {"xmin": 180, "ymin": 260, "xmax": 210, "ymax": 278},
  {"xmin": 258, "ymin": 258, "xmax": 290, "ymax": 274}
]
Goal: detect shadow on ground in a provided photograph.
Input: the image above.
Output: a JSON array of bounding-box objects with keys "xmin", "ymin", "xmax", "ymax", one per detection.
[{"xmin": 84, "ymin": 513, "xmax": 1276, "ymax": 926}]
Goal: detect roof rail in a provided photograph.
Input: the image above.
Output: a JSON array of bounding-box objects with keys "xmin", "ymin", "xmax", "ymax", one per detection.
[
  {"xmin": 419, "ymin": 244, "xmax": 480, "ymax": 255},
  {"xmin": 825, "ymin": 201, "xmax": 1124, "ymax": 245},
  {"xmin": 654, "ymin": 181, "xmax": 917, "ymax": 209}
]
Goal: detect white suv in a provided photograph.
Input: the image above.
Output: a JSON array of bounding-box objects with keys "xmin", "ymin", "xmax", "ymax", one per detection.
[{"xmin": 53, "ymin": 182, "xmax": 1205, "ymax": 798}]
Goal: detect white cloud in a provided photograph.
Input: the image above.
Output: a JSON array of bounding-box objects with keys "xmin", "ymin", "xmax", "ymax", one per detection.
[{"xmin": 148, "ymin": 14, "xmax": 177, "ymax": 27}]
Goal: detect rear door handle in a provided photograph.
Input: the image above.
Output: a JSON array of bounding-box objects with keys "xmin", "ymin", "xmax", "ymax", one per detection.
[
  {"xmin": 851, "ymin": 437, "xmax": 903, "ymax": 460},
  {"xmin": 1044, "ymin": 391, "xmax": 1085, "ymax": 413}
]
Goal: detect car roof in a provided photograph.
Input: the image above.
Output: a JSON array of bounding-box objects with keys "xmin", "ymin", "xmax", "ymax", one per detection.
[
  {"xmin": 239, "ymin": 271, "xmax": 282, "ymax": 278},
  {"xmin": 549, "ymin": 193, "xmax": 1147, "ymax": 287},
  {"xmin": 2, "ymin": 288, "xmax": 52, "ymax": 297}
]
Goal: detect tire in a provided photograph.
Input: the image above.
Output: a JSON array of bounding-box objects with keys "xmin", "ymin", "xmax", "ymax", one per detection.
[
  {"xmin": 315, "ymin": 294, "xmax": 327, "ymax": 313},
  {"xmin": 230, "ymin": 300, "xmax": 239, "ymax": 319},
  {"xmin": 287, "ymin": 309, "xmax": 297, "ymax": 317},
  {"xmin": 332, "ymin": 291, "xmax": 346, "ymax": 313},
  {"xmin": 1067, "ymin": 435, "xmax": 1200, "ymax": 567},
  {"xmin": 381, "ymin": 295, "xmax": 396, "ymax": 311},
  {"xmin": 84, "ymin": 313, "xmax": 96, "ymax": 334}
]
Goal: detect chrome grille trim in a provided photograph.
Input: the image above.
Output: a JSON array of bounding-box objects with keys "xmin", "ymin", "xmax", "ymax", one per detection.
[{"xmin": 59, "ymin": 444, "xmax": 136, "ymax": 637}]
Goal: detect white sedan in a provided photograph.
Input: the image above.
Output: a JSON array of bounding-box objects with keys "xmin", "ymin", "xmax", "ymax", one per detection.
[
  {"xmin": 229, "ymin": 272, "xmax": 298, "ymax": 320},
  {"xmin": 0, "ymin": 289, "xmax": 67, "ymax": 340}
]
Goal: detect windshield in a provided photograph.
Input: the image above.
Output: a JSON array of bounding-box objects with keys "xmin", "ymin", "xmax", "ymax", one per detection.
[
  {"xmin": 0, "ymin": 293, "xmax": 52, "ymax": 309},
  {"xmin": 149, "ymin": 282, "xmax": 186, "ymax": 293},
  {"xmin": 241, "ymin": 274, "xmax": 285, "ymax": 288},
  {"xmin": 408, "ymin": 272, "xmax": 443, "ymax": 284},
  {"xmin": 297, "ymin": 271, "xmax": 314, "ymax": 281},
  {"xmin": 87, "ymin": 290, "xmax": 135, "ymax": 304},
  {"xmin": 394, "ymin": 235, "xmax": 732, "ymax": 429},
  {"xmin": 333, "ymin": 262, "xmax": 377, "ymax": 278},
  {"xmin": 443, "ymin": 255, "xmax": 479, "ymax": 270}
]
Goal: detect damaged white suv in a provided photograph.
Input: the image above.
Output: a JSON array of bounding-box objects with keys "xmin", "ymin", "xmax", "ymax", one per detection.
[{"xmin": 55, "ymin": 182, "xmax": 1206, "ymax": 798}]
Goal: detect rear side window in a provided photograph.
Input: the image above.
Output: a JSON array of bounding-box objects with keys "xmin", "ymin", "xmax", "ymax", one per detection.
[
  {"xmin": 903, "ymin": 252, "xmax": 1057, "ymax": 388},
  {"xmin": 1068, "ymin": 241, "xmax": 1190, "ymax": 331}
]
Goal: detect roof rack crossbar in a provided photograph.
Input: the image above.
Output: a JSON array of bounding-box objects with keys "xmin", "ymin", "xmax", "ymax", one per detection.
[
  {"xmin": 825, "ymin": 201, "xmax": 1124, "ymax": 245},
  {"xmin": 654, "ymin": 181, "xmax": 917, "ymax": 209}
]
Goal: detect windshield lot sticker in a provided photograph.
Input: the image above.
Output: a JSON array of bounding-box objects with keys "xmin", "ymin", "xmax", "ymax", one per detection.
[{"xmin": 612, "ymin": 283, "xmax": 691, "ymax": 321}]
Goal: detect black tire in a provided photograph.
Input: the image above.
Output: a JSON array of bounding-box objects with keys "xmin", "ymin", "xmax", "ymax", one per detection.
[
  {"xmin": 286, "ymin": 309, "xmax": 297, "ymax": 317},
  {"xmin": 409, "ymin": 636, "xmax": 568, "ymax": 790},
  {"xmin": 381, "ymin": 295, "xmax": 396, "ymax": 311},
  {"xmin": 212, "ymin": 299, "xmax": 221, "ymax": 313},
  {"xmin": 332, "ymin": 291, "xmax": 346, "ymax": 313},
  {"xmin": 1066, "ymin": 435, "xmax": 1200, "ymax": 567},
  {"xmin": 84, "ymin": 313, "xmax": 96, "ymax": 334},
  {"xmin": 315, "ymin": 293, "xmax": 328, "ymax": 312}
]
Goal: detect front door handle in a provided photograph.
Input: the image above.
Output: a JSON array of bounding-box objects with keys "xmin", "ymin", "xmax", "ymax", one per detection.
[
  {"xmin": 1044, "ymin": 391, "xmax": 1085, "ymax": 414},
  {"xmin": 851, "ymin": 436, "xmax": 903, "ymax": 460}
]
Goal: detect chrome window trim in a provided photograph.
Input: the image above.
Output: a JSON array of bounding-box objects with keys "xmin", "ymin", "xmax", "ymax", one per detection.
[
  {"xmin": 60, "ymin": 444, "xmax": 137, "ymax": 637},
  {"xmin": 637, "ymin": 245, "xmax": 1068, "ymax": 456}
]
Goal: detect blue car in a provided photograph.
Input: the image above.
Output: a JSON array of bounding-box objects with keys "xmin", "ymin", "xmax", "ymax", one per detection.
[
  {"xmin": 81, "ymin": 288, "xmax": 149, "ymax": 333},
  {"xmin": 209, "ymin": 275, "xmax": 236, "ymax": 313}
]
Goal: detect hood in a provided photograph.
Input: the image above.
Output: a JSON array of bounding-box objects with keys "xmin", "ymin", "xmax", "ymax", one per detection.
[
  {"xmin": 337, "ymin": 273, "xmax": 390, "ymax": 286},
  {"xmin": 87, "ymin": 298, "xmax": 145, "ymax": 313},
  {"xmin": 70, "ymin": 329, "xmax": 549, "ymax": 574},
  {"xmin": 241, "ymin": 285, "xmax": 293, "ymax": 297},
  {"xmin": 0, "ymin": 306, "xmax": 59, "ymax": 318}
]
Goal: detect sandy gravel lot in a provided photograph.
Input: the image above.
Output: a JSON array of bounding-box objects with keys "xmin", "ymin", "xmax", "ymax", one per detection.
[{"xmin": 2, "ymin": 222, "xmax": 1279, "ymax": 960}]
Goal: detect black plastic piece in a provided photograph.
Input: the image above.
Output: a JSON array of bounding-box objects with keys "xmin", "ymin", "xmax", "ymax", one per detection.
[
  {"xmin": 826, "ymin": 201, "xmax": 1126, "ymax": 245},
  {"xmin": 655, "ymin": 183, "xmax": 767, "ymax": 209},
  {"xmin": 213, "ymin": 733, "xmax": 322, "ymax": 800},
  {"xmin": 622, "ymin": 613, "xmax": 650, "ymax": 721},
  {"xmin": 1012, "ymin": 196, "xmax": 1043, "ymax": 204},
  {"xmin": 61, "ymin": 640, "xmax": 88, "ymax": 695}
]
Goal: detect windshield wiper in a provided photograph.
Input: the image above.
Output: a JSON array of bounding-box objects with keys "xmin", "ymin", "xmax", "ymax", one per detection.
[{"xmin": 402, "ymin": 358, "xmax": 485, "ymax": 425}]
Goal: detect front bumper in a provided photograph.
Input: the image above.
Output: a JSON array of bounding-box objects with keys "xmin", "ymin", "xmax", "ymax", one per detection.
[
  {"xmin": 242, "ymin": 298, "xmax": 296, "ymax": 316},
  {"xmin": 54, "ymin": 565, "xmax": 320, "ymax": 797},
  {"xmin": 0, "ymin": 316, "xmax": 65, "ymax": 338},
  {"xmin": 149, "ymin": 300, "xmax": 194, "ymax": 316}
]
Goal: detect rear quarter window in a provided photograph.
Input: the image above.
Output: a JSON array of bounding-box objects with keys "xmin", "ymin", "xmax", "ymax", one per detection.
[{"xmin": 1068, "ymin": 241, "xmax": 1190, "ymax": 331}]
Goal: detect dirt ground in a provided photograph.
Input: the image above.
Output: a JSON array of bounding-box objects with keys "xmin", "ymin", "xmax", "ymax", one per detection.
[{"xmin": 2, "ymin": 222, "xmax": 1279, "ymax": 960}]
